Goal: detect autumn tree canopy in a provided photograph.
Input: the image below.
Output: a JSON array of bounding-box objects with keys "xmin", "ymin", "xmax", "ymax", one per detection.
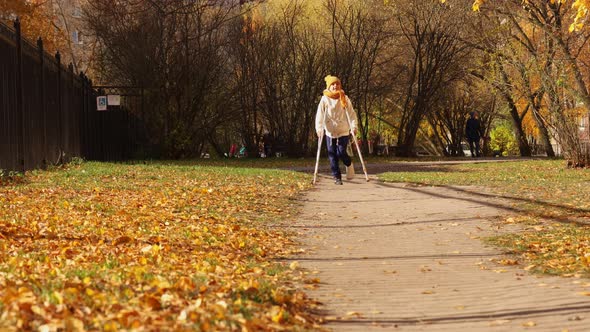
[
  {"xmin": 2, "ymin": 0, "xmax": 579, "ymax": 163},
  {"xmin": 0, "ymin": 0, "xmax": 67, "ymax": 53}
]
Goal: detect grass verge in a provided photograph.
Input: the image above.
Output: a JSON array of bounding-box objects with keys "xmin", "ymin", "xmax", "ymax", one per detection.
[{"xmin": 0, "ymin": 161, "xmax": 319, "ymax": 331}]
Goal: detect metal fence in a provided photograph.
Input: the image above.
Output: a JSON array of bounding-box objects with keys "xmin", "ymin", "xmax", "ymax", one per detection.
[
  {"xmin": 0, "ymin": 19, "xmax": 145, "ymax": 173},
  {"xmin": 84, "ymin": 86, "xmax": 147, "ymax": 162}
]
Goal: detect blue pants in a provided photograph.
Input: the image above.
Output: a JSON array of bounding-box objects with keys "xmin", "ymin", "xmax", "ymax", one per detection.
[{"xmin": 326, "ymin": 135, "xmax": 352, "ymax": 179}]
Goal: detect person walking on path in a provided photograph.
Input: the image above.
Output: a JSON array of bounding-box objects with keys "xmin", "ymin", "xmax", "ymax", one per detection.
[
  {"xmin": 315, "ymin": 75, "xmax": 357, "ymax": 185},
  {"xmin": 465, "ymin": 111, "xmax": 483, "ymax": 157}
]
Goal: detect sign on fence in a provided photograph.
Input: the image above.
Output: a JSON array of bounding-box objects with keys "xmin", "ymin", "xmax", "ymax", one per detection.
[
  {"xmin": 97, "ymin": 96, "xmax": 107, "ymax": 111},
  {"xmin": 108, "ymin": 95, "xmax": 121, "ymax": 106}
]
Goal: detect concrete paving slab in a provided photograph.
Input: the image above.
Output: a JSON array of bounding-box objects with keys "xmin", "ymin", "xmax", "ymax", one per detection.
[{"xmin": 288, "ymin": 172, "xmax": 590, "ymax": 331}]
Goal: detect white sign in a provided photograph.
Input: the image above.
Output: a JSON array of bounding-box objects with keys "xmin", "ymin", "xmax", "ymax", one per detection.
[
  {"xmin": 97, "ymin": 96, "xmax": 107, "ymax": 111},
  {"xmin": 107, "ymin": 94, "xmax": 121, "ymax": 106}
]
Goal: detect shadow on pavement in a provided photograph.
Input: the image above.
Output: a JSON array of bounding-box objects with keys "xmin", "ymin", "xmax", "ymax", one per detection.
[
  {"xmin": 323, "ymin": 301, "xmax": 590, "ymax": 326},
  {"xmin": 374, "ymin": 181, "xmax": 590, "ymax": 226}
]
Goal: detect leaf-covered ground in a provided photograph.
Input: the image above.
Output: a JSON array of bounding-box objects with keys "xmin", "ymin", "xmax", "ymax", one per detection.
[
  {"xmin": 379, "ymin": 159, "xmax": 590, "ymax": 277},
  {"xmin": 0, "ymin": 161, "xmax": 320, "ymax": 331}
]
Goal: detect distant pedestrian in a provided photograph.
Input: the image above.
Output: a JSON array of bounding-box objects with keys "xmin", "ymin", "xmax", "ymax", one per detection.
[
  {"xmin": 262, "ymin": 131, "xmax": 272, "ymax": 158},
  {"xmin": 465, "ymin": 111, "xmax": 483, "ymax": 157},
  {"xmin": 315, "ymin": 75, "xmax": 357, "ymax": 185},
  {"xmin": 258, "ymin": 140, "xmax": 266, "ymax": 158},
  {"xmin": 238, "ymin": 144, "xmax": 247, "ymax": 158},
  {"xmin": 229, "ymin": 143, "xmax": 237, "ymax": 158}
]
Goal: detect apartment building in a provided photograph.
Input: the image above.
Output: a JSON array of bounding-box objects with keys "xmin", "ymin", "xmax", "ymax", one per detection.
[{"xmin": 50, "ymin": 0, "xmax": 92, "ymax": 74}]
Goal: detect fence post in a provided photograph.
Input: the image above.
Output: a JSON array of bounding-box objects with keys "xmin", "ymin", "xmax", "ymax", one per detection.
[
  {"xmin": 88, "ymin": 79, "xmax": 94, "ymax": 160},
  {"xmin": 38, "ymin": 37, "xmax": 47, "ymax": 168},
  {"xmin": 67, "ymin": 62, "xmax": 74, "ymax": 161},
  {"xmin": 56, "ymin": 51, "xmax": 63, "ymax": 164},
  {"xmin": 14, "ymin": 18, "xmax": 25, "ymax": 172},
  {"xmin": 80, "ymin": 73, "xmax": 86, "ymax": 159}
]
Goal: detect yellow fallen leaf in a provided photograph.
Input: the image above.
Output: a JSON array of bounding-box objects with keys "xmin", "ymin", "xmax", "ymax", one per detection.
[
  {"xmin": 65, "ymin": 317, "xmax": 85, "ymax": 332},
  {"xmin": 489, "ymin": 319, "xmax": 511, "ymax": 326},
  {"xmin": 51, "ymin": 291, "xmax": 63, "ymax": 305},
  {"xmin": 271, "ymin": 306, "xmax": 287, "ymax": 323},
  {"xmin": 522, "ymin": 321, "xmax": 536, "ymax": 327},
  {"xmin": 38, "ymin": 323, "xmax": 63, "ymax": 332},
  {"xmin": 141, "ymin": 245, "xmax": 152, "ymax": 254},
  {"xmin": 31, "ymin": 305, "xmax": 46, "ymax": 317},
  {"xmin": 498, "ymin": 259, "xmax": 518, "ymax": 265}
]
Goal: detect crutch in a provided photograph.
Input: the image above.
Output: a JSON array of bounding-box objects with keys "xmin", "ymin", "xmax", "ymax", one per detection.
[
  {"xmin": 345, "ymin": 110, "xmax": 369, "ymax": 182},
  {"xmin": 313, "ymin": 110, "xmax": 327, "ymax": 185},
  {"xmin": 312, "ymin": 133, "xmax": 324, "ymax": 184}
]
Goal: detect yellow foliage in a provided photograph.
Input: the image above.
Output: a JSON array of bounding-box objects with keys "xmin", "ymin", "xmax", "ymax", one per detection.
[
  {"xmin": 469, "ymin": 0, "xmax": 589, "ymax": 32},
  {"xmin": 522, "ymin": 111, "xmax": 540, "ymax": 138},
  {"xmin": 473, "ymin": 0, "xmax": 484, "ymax": 11},
  {"xmin": 566, "ymin": 105, "xmax": 589, "ymax": 118},
  {"xmin": 0, "ymin": 0, "xmax": 67, "ymax": 53}
]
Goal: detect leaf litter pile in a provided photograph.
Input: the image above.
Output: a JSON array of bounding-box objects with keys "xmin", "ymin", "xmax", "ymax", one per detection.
[
  {"xmin": 380, "ymin": 160, "xmax": 590, "ymax": 276},
  {"xmin": 0, "ymin": 162, "xmax": 320, "ymax": 330}
]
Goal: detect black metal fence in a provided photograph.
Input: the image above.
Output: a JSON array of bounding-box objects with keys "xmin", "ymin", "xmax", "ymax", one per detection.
[
  {"xmin": 84, "ymin": 86, "xmax": 147, "ymax": 162},
  {"xmin": 1, "ymin": 19, "xmax": 145, "ymax": 173}
]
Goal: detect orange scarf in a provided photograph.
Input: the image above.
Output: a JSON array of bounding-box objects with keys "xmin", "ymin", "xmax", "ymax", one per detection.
[{"xmin": 323, "ymin": 89, "xmax": 347, "ymax": 108}]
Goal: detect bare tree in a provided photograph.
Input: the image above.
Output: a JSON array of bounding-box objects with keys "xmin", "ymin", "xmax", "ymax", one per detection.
[
  {"xmin": 324, "ymin": 0, "xmax": 393, "ymax": 153},
  {"xmin": 226, "ymin": 0, "xmax": 328, "ymax": 157},
  {"xmin": 390, "ymin": 0, "xmax": 472, "ymax": 156},
  {"xmin": 84, "ymin": 0, "xmax": 239, "ymax": 158}
]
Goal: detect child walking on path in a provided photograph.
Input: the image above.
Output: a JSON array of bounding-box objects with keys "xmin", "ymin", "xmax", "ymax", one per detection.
[{"xmin": 315, "ymin": 75, "xmax": 357, "ymax": 185}]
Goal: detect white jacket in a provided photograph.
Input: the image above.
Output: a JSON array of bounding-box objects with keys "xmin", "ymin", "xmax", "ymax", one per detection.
[{"xmin": 315, "ymin": 95, "xmax": 357, "ymax": 138}]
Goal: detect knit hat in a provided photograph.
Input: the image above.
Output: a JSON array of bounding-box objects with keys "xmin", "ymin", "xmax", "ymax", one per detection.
[{"xmin": 324, "ymin": 75, "xmax": 341, "ymax": 89}]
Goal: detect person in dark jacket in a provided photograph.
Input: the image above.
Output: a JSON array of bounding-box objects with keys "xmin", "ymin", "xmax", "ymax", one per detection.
[{"xmin": 465, "ymin": 111, "xmax": 483, "ymax": 157}]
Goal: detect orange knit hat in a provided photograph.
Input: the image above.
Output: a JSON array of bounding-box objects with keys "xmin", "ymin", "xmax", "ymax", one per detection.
[{"xmin": 324, "ymin": 75, "xmax": 341, "ymax": 89}]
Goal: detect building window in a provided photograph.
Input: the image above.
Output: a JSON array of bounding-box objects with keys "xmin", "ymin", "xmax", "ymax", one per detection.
[
  {"xmin": 72, "ymin": 6, "xmax": 82, "ymax": 18},
  {"xmin": 72, "ymin": 31, "xmax": 83, "ymax": 45}
]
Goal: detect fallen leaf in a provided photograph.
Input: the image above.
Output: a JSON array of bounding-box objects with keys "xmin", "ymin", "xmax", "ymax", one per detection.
[
  {"xmin": 489, "ymin": 319, "xmax": 511, "ymax": 326},
  {"xmin": 65, "ymin": 317, "xmax": 85, "ymax": 332},
  {"xmin": 113, "ymin": 235, "xmax": 132, "ymax": 246}
]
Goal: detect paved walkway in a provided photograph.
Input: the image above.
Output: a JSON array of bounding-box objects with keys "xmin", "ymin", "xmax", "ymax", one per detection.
[{"xmin": 288, "ymin": 165, "xmax": 590, "ymax": 331}]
